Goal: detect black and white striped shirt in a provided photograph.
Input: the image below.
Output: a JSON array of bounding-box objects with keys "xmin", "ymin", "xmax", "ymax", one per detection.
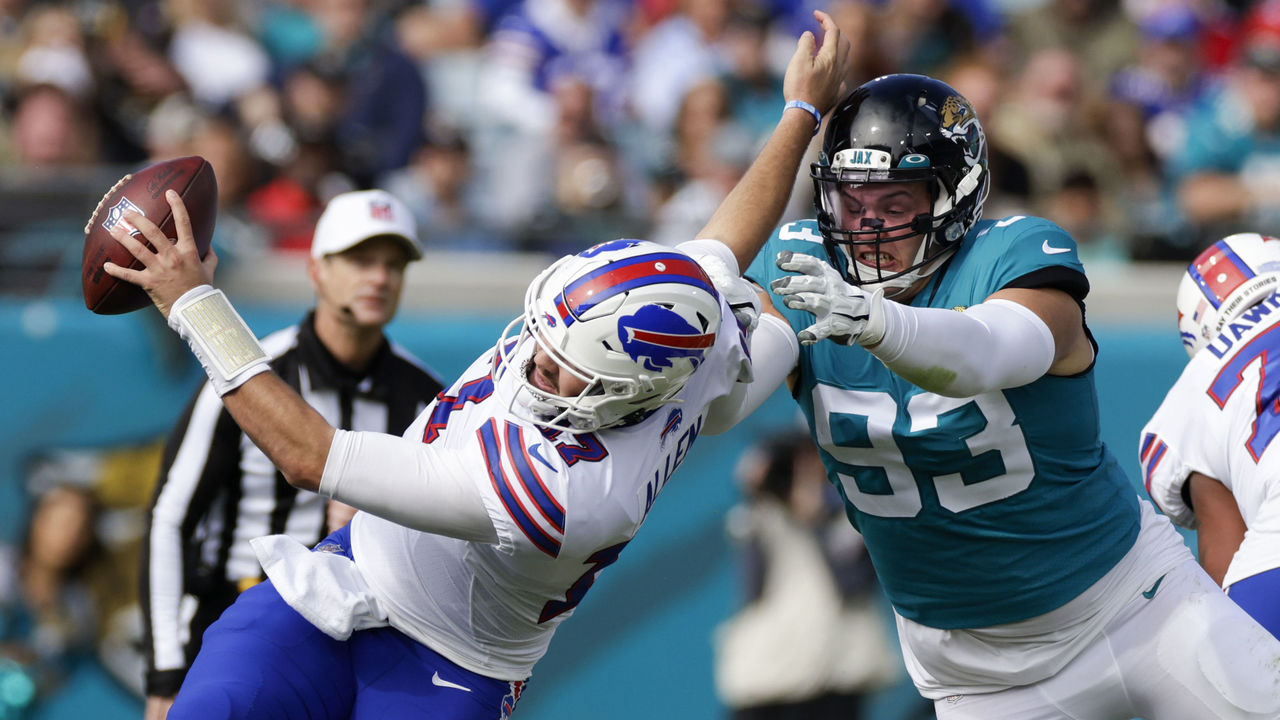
[{"xmin": 139, "ymin": 312, "xmax": 443, "ymax": 696}]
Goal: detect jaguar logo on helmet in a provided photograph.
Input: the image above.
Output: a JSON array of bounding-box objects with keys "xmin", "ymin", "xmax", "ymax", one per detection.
[
  {"xmin": 940, "ymin": 95, "xmax": 983, "ymax": 164},
  {"xmin": 618, "ymin": 305, "xmax": 715, "ymax": 372}
]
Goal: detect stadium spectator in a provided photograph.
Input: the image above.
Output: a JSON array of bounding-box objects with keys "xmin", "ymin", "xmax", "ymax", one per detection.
[
  {"xmin": 379, "ymin": 123, "xmax": 509, "ymax": 251},
  {"xmin": 163, "ymin": 0, "xmax": 271, "ymax": 111},
  {"xmin": 1003, "ymin": 0, "xmax": 1139, "ymax": 102},
  {"xmin": 3, "ymin": 82, "xmax": 97, "ymax": 169},
  {"xmin": 629, "ymin": 0, "xmax": 735, "ymax": 136},
  {"xmin": 105, "ymin": 16, "xmax": 848, "ymax": 718},
  {"xmin": 0, "ymin": 484, "xmax": 103, "ymax": 717},
  {"xmin": 987, "ymin": 47, "xmax": 1123, "ymax": 226},
  {"xmin": 873, "ymin": 0, "xmax": 979, "ymax": 76},
  {"xmin": 7, "ymin": 5, "xmax": 94, "ymax": 101},
  {"xmin": 1168, "ymin": 4, "xmax": 1280, "ymax": 254},
  {"xmin": 139, "ymin": 189, "xmax": 443, "ymax": 720}
]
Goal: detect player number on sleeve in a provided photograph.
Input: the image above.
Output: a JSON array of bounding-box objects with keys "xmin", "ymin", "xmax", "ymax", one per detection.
[{"xmin": 813, "ymin": 385, "xmax": 1035, "ymax": 516}]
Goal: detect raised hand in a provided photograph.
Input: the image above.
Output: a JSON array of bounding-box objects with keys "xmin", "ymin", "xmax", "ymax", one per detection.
[
  {"xmin": 771, "ymin": 251, "xmax": 886, "ymax": 346},
  {"xmin": 102, "ymin": 189, "xmax": 217, "ymax": 319},
  {"xmin": 783, "ymin": 10, "xmax": 852, "ymax": 121}
]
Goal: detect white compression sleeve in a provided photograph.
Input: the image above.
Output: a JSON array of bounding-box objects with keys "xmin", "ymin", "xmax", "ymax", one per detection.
[
  {"xmin": 703, "ymin": 313, "xmax": 800, "ymax": 435},
  {"xmin": 868, "ymin": 298, "xmax": 1056, "ymax": 398},
  {"xmin": 320, "ymin": 430, "xmax": 498, "ymax": 543}
]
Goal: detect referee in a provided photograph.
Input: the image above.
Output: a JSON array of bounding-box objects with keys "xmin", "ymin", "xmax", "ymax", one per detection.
[{"xmin": 140, "ymin": 190, "xmax": 444, "ymax": 720}]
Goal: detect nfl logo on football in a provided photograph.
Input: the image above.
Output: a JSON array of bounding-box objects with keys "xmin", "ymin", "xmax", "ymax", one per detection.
[{"xmin": 101, "ymin": 197, "xmax": 145, "ymax": 234}]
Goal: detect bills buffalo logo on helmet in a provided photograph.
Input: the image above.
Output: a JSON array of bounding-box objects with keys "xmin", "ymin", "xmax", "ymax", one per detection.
[{"xmin": 618, "ymin": 305, "xmax": 714, "ymax": 372}]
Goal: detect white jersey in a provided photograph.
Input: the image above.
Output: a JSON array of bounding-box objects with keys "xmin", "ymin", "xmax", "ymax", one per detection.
[
  {"xmin": 1140, "ymin": 294, "xmax": 1280, "ymax": 590},
  {"xmin": 256, "ymin": 287, "xmax": 746, "ymax": 681}
]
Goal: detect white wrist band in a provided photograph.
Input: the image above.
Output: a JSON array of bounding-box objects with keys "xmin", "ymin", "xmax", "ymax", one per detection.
[{"xmin": 167, "ymin": 285, "xmax": 271, "ymax": 396}]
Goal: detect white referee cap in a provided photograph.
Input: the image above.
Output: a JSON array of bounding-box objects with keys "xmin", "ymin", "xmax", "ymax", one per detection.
[{"xmin": 311, "ymin": 189, "xmax": 423, "ymax": 261}]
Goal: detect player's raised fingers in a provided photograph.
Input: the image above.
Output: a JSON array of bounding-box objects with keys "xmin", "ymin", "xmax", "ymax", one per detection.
[
  {"xmin": 165, "ymin": 189, "xmax": 198, "ymax": 253},
  {"xmin": 102, "ymin": 260, "xmax": 144, "ymax": 285},
  {"xmin": 109, "ymin": 220, "xmax": 158, "ymax": 263},
  {"xmin": 121, "ymin": 209, "xmax": 170, "ymax": 252}
]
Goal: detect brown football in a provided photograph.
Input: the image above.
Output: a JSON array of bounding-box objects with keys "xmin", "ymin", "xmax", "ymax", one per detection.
[{"xmin": 82, "ymin": 156, "xmax": 218, "ymax": 315}]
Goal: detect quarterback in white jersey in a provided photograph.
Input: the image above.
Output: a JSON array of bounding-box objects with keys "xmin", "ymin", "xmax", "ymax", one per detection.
[
  {"xmin": 301, "ymin": 238, "xmax": 747, "ymax": 680},
  {"xmin": 100, "ymin": 13, "xmax": 851, "ymax": 719},
  {"xmin": 1142, "ymin": 232, "xmax": 1280, "ymax": 638}
]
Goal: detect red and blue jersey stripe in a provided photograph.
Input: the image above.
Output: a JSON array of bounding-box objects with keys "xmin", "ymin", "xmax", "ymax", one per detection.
[
  {"xmin": 478, "ymin": 419, "xmax": 564, "ymax": 558},
  {"xmin": 1139, "ymin": 432, "xmax": 1169, "ymax": 498}
]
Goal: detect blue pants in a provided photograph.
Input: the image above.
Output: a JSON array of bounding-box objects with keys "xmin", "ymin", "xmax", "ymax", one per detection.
[
  {"xmin": 168, "ymin": 527, "xmax": 527, "ymax": 719},
  {"xmin": 1229, "ymin": 566, "xmax": 1280, "ymax": 641}
]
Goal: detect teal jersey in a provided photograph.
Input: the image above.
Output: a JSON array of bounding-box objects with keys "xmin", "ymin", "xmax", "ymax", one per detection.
[{"xmin": 746, "ymin": 216, "xmax": 1141, "ymax": 629}]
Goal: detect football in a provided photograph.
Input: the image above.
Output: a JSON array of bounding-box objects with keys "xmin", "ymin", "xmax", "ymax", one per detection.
[{"xmin": 81, "ymin": 156, "xmax": 218, "ymax": 315}]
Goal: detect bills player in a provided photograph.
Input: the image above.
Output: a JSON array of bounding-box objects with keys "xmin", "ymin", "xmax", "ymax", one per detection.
[
  {"xmin": 1141, "ymin": 232, "xmax": 1280, "ymax": 640},
  {"xmin": 99, "ymin": 13, "xmax": 849, "ymax": 719},
  {"xmin": 742, "ymin": 74, "xmax": 1280, "ymax": 718}
]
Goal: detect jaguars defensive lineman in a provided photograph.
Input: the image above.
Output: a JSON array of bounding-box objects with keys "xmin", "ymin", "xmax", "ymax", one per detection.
[{"xmin": 743, "ymin": 74, "xmax": 1280, "ymax": 719}]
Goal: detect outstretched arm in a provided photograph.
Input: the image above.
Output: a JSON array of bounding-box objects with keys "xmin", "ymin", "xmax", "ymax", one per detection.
[
  {"xmin": 104, "ymin": 196, "xmax": 496, "ymax": 542},
  {"xmin": 104, "ymin": 195, "xmax": 333, "ymax": 491},
  {"xmin": 696, "ymin": 10, "xmax": 849, "ymax": 273}
]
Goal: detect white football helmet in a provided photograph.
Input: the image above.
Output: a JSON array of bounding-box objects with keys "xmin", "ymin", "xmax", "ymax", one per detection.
[
  {"xmin": 1176, "ymin": 232, "xmax": 1280, "ymax": 357},
  {"xmin": 496, "ymin": 239, "xmax": 723, "ymax": 432}
]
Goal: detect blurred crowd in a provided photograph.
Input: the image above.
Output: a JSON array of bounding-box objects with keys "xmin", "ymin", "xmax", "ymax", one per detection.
[{"xmin": 4, "ymin": 0, "xmax": 1280, "ymax": 273}]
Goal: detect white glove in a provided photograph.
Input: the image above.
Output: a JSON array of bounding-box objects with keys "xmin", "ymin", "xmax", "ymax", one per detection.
[
  {"xmin": 771, "ymin": 251, "xmax": 887, "ymax": 346},
  {"xmin": 698, "ymin": 253, "xmax": 762, "ymax": 334}
]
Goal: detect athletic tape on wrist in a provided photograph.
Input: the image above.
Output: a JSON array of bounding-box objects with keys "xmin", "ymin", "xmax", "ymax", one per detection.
[{"xmin": 168, "ymin": 285, "xmax": 271, "ymax": 395}]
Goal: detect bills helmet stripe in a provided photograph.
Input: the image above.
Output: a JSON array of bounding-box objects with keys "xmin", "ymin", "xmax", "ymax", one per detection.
[
  {"xmin": 503, "ymin": 423, "xmax": 566, "ymax": 533},
  {"xmin": 1190, "ymin": 240, "xmax": 1256, "ymax": 309},
  {"xmin": 556, "ymin": 254, "xmax": 717, "ymax": 323},
  {"xmin": 626, "ymin": 326, "xmax": 716, "ymax": 349},
  {"xmin": 478, "ymin": 420, "xmax": 561, "ymax": 558}
]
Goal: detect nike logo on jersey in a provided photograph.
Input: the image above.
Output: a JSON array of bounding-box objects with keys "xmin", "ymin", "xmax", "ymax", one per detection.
[
  {"xmin": 432, "ymin": 672, "xmax": 473, "ymax": 692},
  {"xmin": 528, "ymin": 443, "xmax": 556, "ymax": 471},
  {"xmin": 1141, "ymin": 573, "xmax": 1167, "ymax": 600},
  {"xmin": 1042, "ymin": 240, "xmax": 1071, "ymax": 255}
]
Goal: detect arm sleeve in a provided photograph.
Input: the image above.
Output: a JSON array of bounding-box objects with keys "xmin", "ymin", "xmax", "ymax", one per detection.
[
  {"xmin": 319, "ymin": 430, "xmax": 499, "ymax": 543},
  {"xmin": 703, "ymin": 313, "xmax": 799, "ymax": 434},
  {"xmin": 868, "ymin": 298, "xmax": 1056, "ymax": 398}
]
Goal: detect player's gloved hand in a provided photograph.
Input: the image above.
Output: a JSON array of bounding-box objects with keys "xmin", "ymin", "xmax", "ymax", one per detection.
[
  {"xmin": 699, "ymin": 253, "xmax": 762, "ymax": 334},
  {"xmin": 771, "ymin": 251, "xmax": 887, "ymax": 346}
]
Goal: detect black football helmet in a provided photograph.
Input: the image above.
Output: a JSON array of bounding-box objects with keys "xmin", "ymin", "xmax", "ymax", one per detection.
[{"xmin": 811, "ymin": 74, "xmax": 989, "ymax": 297}]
